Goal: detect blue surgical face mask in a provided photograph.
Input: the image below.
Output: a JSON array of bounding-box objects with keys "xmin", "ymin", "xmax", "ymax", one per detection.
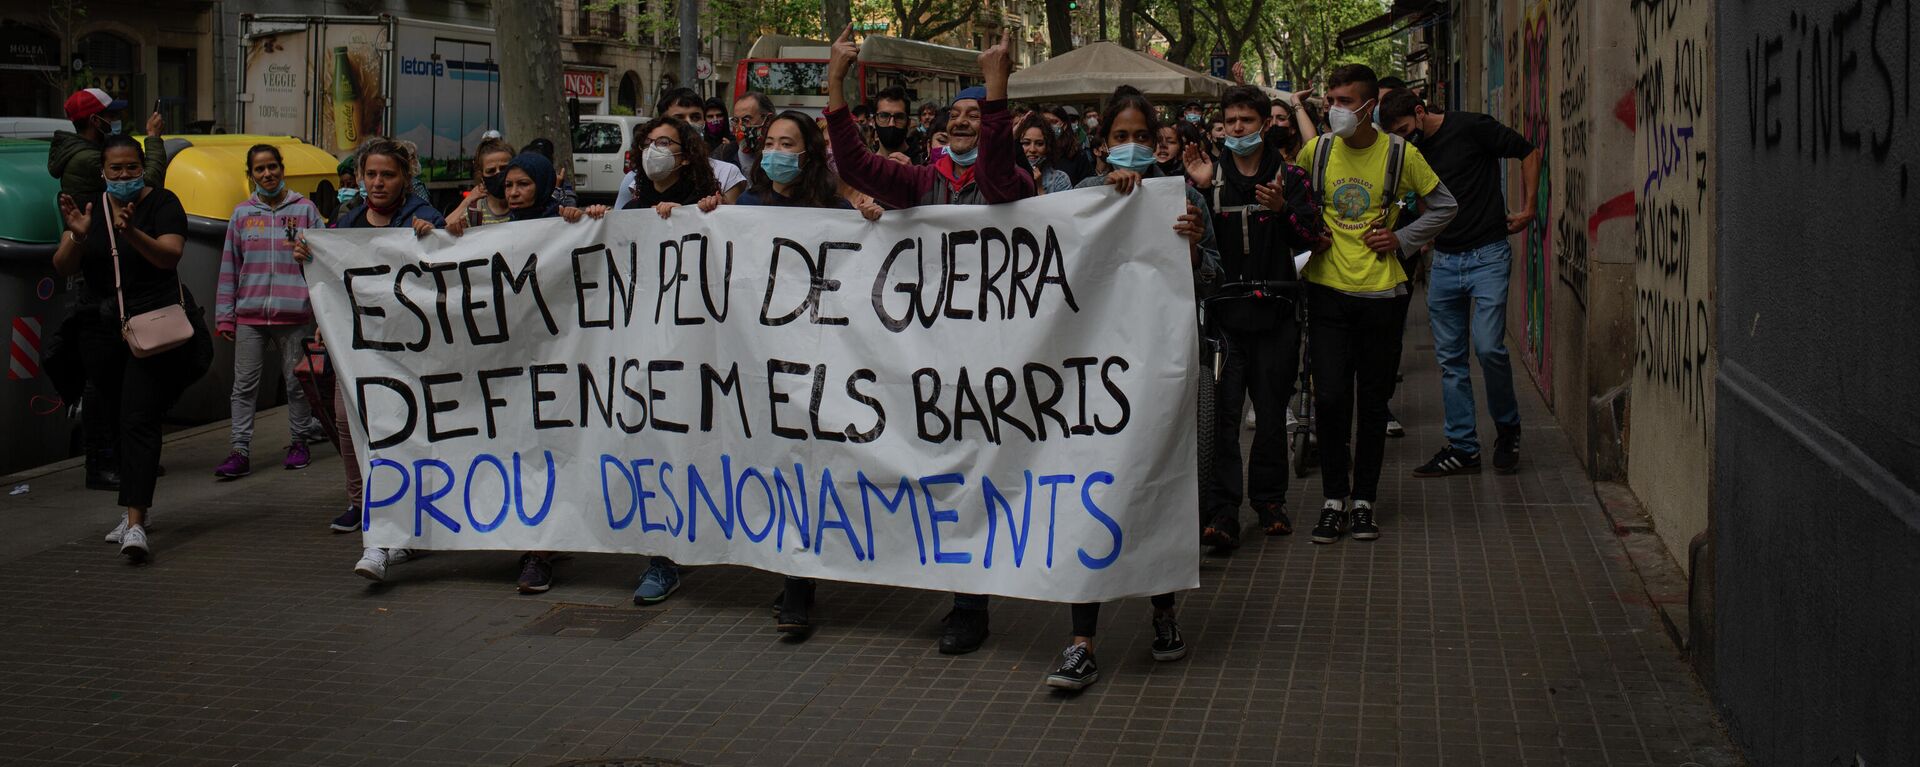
[
  {"xmin": 105, "ymin": 177, "xmax": 144, "ymax": 201},
  {"xmin": 1106, "ymin": 142, "xmax": 1155, "ymax": 171},
  {"xmin": 759, "ymin": 150, "xmax": 804, "ymax": 184},
  {"xmin": 256, "ymin": 179, "xmax": 286, "ymax": 198},
  {"xmin": 337, "ymin": 187, "xmax": 363, "ymax": 206},
  {"xmin": 1185, "ymin": 112, "xmax": 1203, "ymax": 123},
  {"xmin": 1223, "ymin": 132, "xmax": 1264, "ymax": 156},
  {"xmin": 947, "ymin": 145, "xmax": 978, "ymax": 166},
  {"xmin": 1050, "ymin": 124, "xmax": 1064, "ymax": 136}
]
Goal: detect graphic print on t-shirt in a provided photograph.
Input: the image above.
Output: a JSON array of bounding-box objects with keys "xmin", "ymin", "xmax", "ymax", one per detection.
[{"xmin": 1331, "ymin": 179, "xmax": 1373, "ymax": 220}]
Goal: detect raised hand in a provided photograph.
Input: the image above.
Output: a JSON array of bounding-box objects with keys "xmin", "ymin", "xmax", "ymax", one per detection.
[
  {"xmin": 827, "ymin": 25, "xmax": 858, "ymax": 104},
  {"xmin": 1183, "ymin": 143, "xmax": 1215, "ymax": 188},
  {"xmin": 1230, "ymin": 61, "xmax": 1247, "ymax": 84},
  {"xmin": 146, "ymin": 111, "xmax": 165, "ymax": 137},
  {"xmin": 110, "ymin": 198, "xmax": 133, "ymax": 231},
  {"xmin": 1254, "ymin": 181, "xmax": 1284, "ymax": 212},
  {"xmin": 980, "ymin": 29, "xmax": 1015, "ymax": 99},
  {"xmin": 59, "ymin": 194, "xmax": 90, "ymax": 238}
]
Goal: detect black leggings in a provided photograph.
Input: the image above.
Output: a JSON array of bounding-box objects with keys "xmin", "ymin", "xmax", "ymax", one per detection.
[{"xmin": 1070, "ymin": 593, "xmax": 1176, "ymax": 637}]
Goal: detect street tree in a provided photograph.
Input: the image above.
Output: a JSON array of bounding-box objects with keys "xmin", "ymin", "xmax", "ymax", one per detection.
[{"xmin": 494, "ymin": 0, "xmax": 570, "ymax": 167}]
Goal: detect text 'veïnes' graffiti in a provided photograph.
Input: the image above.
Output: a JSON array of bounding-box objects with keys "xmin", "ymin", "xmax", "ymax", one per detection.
[{"xmin": 1742, "ymin": 0, "xmax": 1914, "ymax": 197}]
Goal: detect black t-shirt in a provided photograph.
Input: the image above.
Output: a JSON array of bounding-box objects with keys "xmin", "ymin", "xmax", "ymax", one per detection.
[
  {"xmin": 1419, "ymin": 111, "xmax": 1535, "ymax": 251},
  {"xmin": 82, "ymin": 187, "xmax": 191, "ymax": 314}
]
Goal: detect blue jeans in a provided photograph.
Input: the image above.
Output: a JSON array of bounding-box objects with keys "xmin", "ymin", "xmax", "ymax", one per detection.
[{"xmin": 1428, "ymin": 240, "xmax": 1521, "ymax": 454}]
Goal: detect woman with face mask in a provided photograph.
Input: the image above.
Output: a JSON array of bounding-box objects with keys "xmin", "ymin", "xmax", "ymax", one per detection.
[
  {"xmin": 53, "ymin": 134, "xmax": 213, "ymax": 563},
  {"xmin": 621, "ymin": 117, "xmax": 725, "ymax": 219},
  {"xmin": 1014, "ymin": 114, "xmax": 1073, "ymax": 194},
  {"xmin": 211, "ymin": 144, "xmax": 329, "ymax": 484},
  {"xmin": 1043, "ymin": 85, "xmax": 1221, "ymax": 692},
  {"xmin": 293, "ymin": 138, "xmax": 445, "ymax": 583},
  {"xmin": 723, "ymin": 111, "xmax": 883, "ymax": 637},
  {"xmin": 445, "ymin": 138, "xmax": 517, "ymax": 235}
]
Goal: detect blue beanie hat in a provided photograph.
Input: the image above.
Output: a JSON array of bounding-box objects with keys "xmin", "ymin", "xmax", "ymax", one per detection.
[{"xmin": 951, "ymin": 86, "xmax": 987, "ymax": 107}]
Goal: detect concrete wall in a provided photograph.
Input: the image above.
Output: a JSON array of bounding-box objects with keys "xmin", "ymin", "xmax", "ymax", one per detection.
[
  {"xmin": 1714, "ymin": 0, "xmax": 1920, "ymax": 763},
  {"xmin": 1457, "ymin": 0, "xmax": 1641, "ymax": 487},
  {"xmin": 1630, "ymin": 0, "xmax": 1716, "ymax": 570}
]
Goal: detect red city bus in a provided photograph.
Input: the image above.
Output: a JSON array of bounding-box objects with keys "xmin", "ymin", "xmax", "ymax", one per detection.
[{"xmin": 733, "ymin": 34, "xmax": 982, "ymax": 116}]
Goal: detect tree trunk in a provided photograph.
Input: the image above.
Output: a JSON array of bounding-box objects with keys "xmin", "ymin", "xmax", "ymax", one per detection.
[
  {"xmin": 494, "ymin": 0, "xmax": 570, "ymax": 168},
  {"xmin": 1116, "ymin": 0, "xmax": 1137, "ymax": 48},
  {"xmin": 823, "ymin": 0, "xmax": 852, "ymax": 40},
  {"xmin": 1044, "ymin": 0, "xmax": 1074, "ymax": 57}
]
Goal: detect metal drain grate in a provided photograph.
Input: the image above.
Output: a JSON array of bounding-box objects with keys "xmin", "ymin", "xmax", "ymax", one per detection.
[
  {"xmin": 546, "ymin": 760, "xmax": 696, "ymax": 767},
  {"xmin": 516, "ymin": 604, "xmax": 659, "ymax": 640}
]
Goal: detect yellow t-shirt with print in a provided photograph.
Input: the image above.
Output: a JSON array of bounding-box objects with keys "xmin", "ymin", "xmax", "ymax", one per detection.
[{"xmin": 1294, "ymin": 134, "xmax": 1441, "ymax": 293}]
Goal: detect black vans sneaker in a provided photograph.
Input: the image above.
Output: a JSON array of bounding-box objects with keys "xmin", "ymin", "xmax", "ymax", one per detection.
[
  {"xmin": 1349, "ymin": 505, "xmax": 1380, "ymax": 540},
  {"xmin": 1310, "ymin": 507, "xmax": 1347, "ymax": 544},
  {"xmin": 1046, "ymin": 643, "xmax": 1099, "ymax": 690},
  {"xmin": 1493, "ymin": 423, "xmax": 1522, "ymax": 474},
  {"xmin": 1201, "ymin": 513, "xmax": 1242, "ymax": 548},
  {"xmin": 1412, "ymin": 446, "xmax": 1482, "ymax": 477},
  {"xmin": 1151, "ymin": 611, "xmax": 1187, "ymax": 661},
  {"xmin": 939, "ymin": 608, "xmax": 990, "ymax": 654}
]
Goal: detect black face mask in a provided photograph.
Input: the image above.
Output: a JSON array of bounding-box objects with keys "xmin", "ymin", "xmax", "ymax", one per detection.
[
  {"xmin": 1157, "ymin": 157, "xmax": 1183, "ymax": 176},
  {"xmin": 1406, "ymin": 128, "xmax": 1427, "ymax": 145},
  {"xmin": 483, "ymin": 171, "xmax": 506, "ymax": 199},
  {"xmin": 875, "ymin": 125, "xmax": 907, "ymax": 148},
  {"xmin": 1264, "ymin": 126, "xmax": 1295, "ymax": 150}
]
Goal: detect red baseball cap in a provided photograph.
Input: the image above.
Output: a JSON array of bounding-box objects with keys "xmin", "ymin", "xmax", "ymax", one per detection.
[{"xmin": 63, "ymin": 88, "xmax": 127, "ymax": 122}]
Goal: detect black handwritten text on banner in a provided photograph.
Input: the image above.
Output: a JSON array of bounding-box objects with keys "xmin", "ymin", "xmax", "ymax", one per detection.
[{"xmin": 305, "ymin": 179, "xmax": 1198, "ymax": 602}]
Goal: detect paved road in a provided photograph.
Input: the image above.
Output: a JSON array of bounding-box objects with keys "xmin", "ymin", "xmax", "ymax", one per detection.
[{"xmin": 0, "ymin": 303, "xmax": 1741, "ymax": 766}]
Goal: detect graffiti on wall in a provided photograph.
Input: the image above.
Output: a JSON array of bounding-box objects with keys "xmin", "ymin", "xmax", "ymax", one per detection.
[
  {"xmin": 1555, "ymin": 0, "xmax": 1592, "ymax": 308},
  {"xmin": 1633, "ymin": 0, "xmax": 1715, "ymax": 439},
  {"xmin": 1520, "ymin": 0, "xmax": 1555, "ymax": 390},
  {"xmin": 1487, "ymin": 0, "xmax": 1507, "ymax": 119},
  {"xmin": 1742, "ymin": 0, "xmax": 1914, "ymax": 198}
]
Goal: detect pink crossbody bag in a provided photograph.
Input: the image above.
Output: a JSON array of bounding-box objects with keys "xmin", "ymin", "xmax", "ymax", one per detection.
[{"xmin": 104, "ymin": 192, "xmax": 193, "ymax": 358}]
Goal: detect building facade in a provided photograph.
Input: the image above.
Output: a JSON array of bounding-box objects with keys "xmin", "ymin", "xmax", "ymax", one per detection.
[
  {"xmin": 1390, "ymin": 1, "xmax": 1917, "ymax": 764},
  {"xmin": 1, "ymin": 0, "xmax": 217, "ymax": 131}
]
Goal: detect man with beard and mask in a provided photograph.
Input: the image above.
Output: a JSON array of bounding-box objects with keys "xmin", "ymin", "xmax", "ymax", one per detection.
[
  {"xmin": 870, "ymin": 86, "xmax": 915, "ymax": 165},
  {"xmin": 823, "ymin": 24, "xmax": 1034, "ymax": 656},
  {"xmin": 713, "ymin": 91, "xmax": 774, "ymax": 172},
  {"xmin": 1293, "ymin": 64, "xmax": 1458, "ymax": 546},
  {"xmin": 1378, "ymin": 88, "xmax": 1538, "ymax": 478},
  {"xmin": 614, "ymin": 88, "xmax": 747, "ymax": 207},
  {"xmin": 1196, "ymin": 85, "xmax": 1328, "ymax": 548}
]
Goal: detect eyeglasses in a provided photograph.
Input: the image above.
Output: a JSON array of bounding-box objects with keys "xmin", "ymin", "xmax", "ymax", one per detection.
[
  {"xmin": 644, "ymin": 136, "xmax": 682, "ymax": 149},
  {"xmin": 730, "ymin": 114, "xmax": 767, "ymax": 126},
  {"xmin": 873, "ymin": 112, "xmax": 910, "ymax": 125}
]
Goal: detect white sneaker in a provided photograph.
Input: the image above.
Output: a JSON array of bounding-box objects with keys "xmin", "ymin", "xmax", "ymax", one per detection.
[
  {"xmin": 1243, "ymin": 408, "xmax": 1257, "ymax": 430},
  {"xmin": 1385, "ymin": 419, "xmax": 1406, "ymax": 438},
  {"xmin": 388, "ymin": 548, "xmax": 418, "ymax": 566},
  {"xmin": 354, "ymin": 547, "xmax": 390, "ymax": 581},
  {"xmin": 120, "ymin": 525, "xmax": 149, "ymax": 562},
  {"xmin": 104, "ymin": 513, "xmax": 129, "ymax": 544}
]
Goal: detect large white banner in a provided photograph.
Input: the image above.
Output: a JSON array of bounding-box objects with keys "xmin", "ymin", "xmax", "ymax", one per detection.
[{"xmin": 306, "ymin": 179, "xmax": 1198, "ymax": 602}]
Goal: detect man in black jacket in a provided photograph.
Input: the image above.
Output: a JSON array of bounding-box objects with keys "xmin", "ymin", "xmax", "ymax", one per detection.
[{"xmin": 1199, "ymin": 85, "xmax": 1326, "ymax": 546}]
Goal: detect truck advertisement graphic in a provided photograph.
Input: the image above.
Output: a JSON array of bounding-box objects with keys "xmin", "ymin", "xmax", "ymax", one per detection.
[{"xmin": 239, "ymin": 15, "xmax": 499, "ymax": 188}]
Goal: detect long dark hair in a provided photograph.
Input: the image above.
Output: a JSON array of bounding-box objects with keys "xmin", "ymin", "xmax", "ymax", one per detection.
[
  {"xmin": 1096, "ymin": 85, "xmax": 1161, "ymax": 147},
  {"xmin": 750, "ymin": 111, "xmax": 840, "ymax": 208},
  {"xmin": 1015, "ymin": 113, "xmax": 1056, "ymax": 169},
  {"xmin": 634, "ymin": 116, "xmax": 719, "ymax": 199}
]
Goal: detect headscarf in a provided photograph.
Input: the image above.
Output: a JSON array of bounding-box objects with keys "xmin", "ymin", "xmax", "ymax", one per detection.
[{"xmin": 504, "ymin": 151, "xmax": 559, "ymax": 221}]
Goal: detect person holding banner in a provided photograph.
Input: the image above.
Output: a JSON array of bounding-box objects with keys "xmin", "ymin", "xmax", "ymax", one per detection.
[
  {"xmin": 295, "ymin": 138, "xmax": 444, "ymax": 581},
  {"xmin": 445, "ymin": 138, "xmax": 518, "ymax": 233},
  {"xmin": 1044, "ymin": 85, "xmax": 1219, "ymax": 691},
  {"xmin": 823, "ymin": 23, "xmax": 1035, "ymax": 656},
  {"xmin": 620, "ymin": 117, "xmax": 726, "ymax": 220},
  {"xmin": 708, "ymin": 108, "xmax": 886, "ymax": 636},
  {"xmin": 54, "ymin": 134, "xmax": 212, "ymax": 563},
  {"xmin": 445, "ymin": 150, "xmax": 608, "ymax": 593}
]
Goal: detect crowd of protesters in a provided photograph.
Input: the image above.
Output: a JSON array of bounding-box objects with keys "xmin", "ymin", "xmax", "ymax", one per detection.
[{"xmin": 45, "ymin": 29, "xmax": 1542, "ymax": 691}]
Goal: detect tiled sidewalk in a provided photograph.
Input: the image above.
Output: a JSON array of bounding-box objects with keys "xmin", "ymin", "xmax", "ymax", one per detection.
[{"xmin": 0, "ymin": 305, "xmax": 1740, "ymax": 766}]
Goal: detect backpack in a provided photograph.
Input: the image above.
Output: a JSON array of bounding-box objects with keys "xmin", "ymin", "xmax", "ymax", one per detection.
[{"xmin": 1311, "ymin": 133, "xmax": 1409, "ymax": 230}]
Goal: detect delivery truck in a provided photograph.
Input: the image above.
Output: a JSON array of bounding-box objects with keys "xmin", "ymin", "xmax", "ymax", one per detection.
[{"xmin": 236, "ymin": 14, "xmax": 501, "ymax": 199}]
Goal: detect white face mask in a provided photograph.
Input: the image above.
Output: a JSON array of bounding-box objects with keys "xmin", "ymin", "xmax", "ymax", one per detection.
[
  {"xmin": 1329, "ymin": 100, "xmax": 1374, "ymax": 138},
  {"xmin": 641, "ymin": 145, "xmax": 679, "ymax": 180}
]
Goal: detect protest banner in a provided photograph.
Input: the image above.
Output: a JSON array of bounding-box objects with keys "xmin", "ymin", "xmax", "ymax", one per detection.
[{"xmin": 304, "ymin": 178, "xmax": 1199, "ymax": 602}]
